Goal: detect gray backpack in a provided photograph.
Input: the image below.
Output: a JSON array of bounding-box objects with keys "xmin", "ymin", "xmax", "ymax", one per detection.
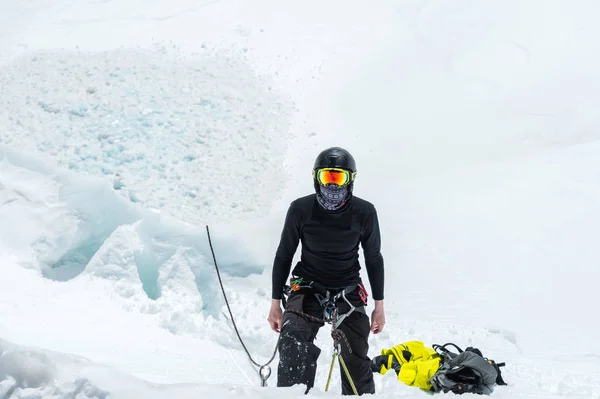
[{"xmin": 429, "ymin": 343, "xmax": 507, "ymax": 395}]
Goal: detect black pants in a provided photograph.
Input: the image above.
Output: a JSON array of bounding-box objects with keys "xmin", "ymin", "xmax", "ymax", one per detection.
[{"xmin": 276, "ymin": 288, "xmax": 375, "ymax": 395}]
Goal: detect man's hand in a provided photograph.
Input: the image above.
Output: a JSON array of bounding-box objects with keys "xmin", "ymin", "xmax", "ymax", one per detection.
[
  {"xmin": 370, "ymin": 300, "xmax": 385, "ymax": 334},
  {"xmin": 267, "ymin": 299, "xmax": 284, "ymax": 333}
]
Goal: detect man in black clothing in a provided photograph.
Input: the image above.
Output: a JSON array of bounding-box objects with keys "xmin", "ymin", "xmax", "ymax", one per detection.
[{"xmin": 267, "ymin": 147, "xmax": 385, "ymax": 396}]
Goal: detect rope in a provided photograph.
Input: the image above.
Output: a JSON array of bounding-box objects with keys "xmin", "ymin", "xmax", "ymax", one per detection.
[
  {"xmin": 206, "ymin": 224, "xmax": 356, "ymax": 390},
  {"xmin": 205, "ymin": 225, "xmax": 279, "ymax": 384}
]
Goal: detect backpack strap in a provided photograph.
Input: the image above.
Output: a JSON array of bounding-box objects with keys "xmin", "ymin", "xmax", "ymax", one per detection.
[
  {"xmin": 490, "ymin": 360, "xmax": 507, "ymax": 385},
  {"xmin": 432, "ymin": 342, "xmax": 464, "ymax": 360}
]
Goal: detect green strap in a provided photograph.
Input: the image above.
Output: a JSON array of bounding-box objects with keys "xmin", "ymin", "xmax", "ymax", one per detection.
[
  {"xmin": 325, "ymin": 352, "xmax": 337, "ymax": 392},
  {"xmin": 338, "ymin": 354, "xmax": 359, "ymax": 395}
]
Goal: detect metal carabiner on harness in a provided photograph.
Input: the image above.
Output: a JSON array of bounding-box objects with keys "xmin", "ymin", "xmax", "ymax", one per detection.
[
  {"xmin": 315, "ymin": 287, "xmax": 357, "ymax": 328},
  {"xmin": 324, "ymin": 303, "xmax": 336, "ymax": 322},
  {"xmin": 333, "ymin": 289, "xmax": 356, "ymax": 328}
]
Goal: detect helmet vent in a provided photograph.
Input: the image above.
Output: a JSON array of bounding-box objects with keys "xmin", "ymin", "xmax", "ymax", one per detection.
[{"xmin": 327, "ymin": 155, "xmax": 339, "ymax": 168}]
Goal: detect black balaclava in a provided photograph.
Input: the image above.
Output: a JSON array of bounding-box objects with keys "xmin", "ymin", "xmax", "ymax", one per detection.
[{"xmin": 316, "ymin": 183, "xmax": 351, "ymax": 211}]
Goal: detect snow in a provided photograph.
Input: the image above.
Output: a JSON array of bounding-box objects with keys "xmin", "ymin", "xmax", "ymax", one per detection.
[
  {"xmin": 2, "ymin": 0, "xmax": 600, "ymax": 398},
  {"xmin": 0, "ymin": 47, "xmax": 295, "ymax": 225}
]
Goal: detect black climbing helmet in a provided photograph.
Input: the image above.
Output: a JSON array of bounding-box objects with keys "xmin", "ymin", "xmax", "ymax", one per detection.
[
  {"xmin": 312, "ymin": 147, "xmax": 357, "ymax": 193},
  {"xmin": 313, "ymin": 147, "xmax": 357, "ymax": 173}
]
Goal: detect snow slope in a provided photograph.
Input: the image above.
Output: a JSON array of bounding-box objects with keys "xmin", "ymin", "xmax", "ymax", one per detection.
[{"xmin": 2, "ymin": 0, "xmax": 600, "ymax": 398}]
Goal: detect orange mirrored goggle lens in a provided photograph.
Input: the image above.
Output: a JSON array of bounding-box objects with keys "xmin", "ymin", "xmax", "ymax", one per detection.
[{"xmin": 316, "ymin": 168, "xmax": 351, "ymax": 186}]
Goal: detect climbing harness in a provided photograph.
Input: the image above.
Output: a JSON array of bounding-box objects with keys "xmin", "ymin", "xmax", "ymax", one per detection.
[{"xmin": 285, "ymin": 278, "xmax": 366, "ymax": 328}]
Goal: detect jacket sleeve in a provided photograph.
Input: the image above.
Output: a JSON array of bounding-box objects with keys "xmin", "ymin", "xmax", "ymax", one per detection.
[
  {"xmin": 271, "ymin": 202, "xmax": 301, "ymax": 299},
  {"xmin": 361, "ymin": 205, "xmax": 385, "ymax": 300},
  {"xmin": 380, "ymin": 341, "xmax": 441, "ymax": 391}
]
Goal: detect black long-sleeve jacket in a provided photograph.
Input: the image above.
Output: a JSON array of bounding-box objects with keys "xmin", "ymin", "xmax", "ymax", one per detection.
[{"xmin": 271, "ymin": 193, "xmax": 384, "ymax": 300}]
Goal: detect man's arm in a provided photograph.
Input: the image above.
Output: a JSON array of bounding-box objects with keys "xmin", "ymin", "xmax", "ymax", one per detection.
[
  {"xmin": 271, "ymin": 202, "xmax": 301, "ymax": 300},
  {"xmin": 362, "ymin": 205, "xmax": 385, "ymax": 333},
  {"xmin": 361, "ymin": 206, "xmax": 384, "ymax": 302}
]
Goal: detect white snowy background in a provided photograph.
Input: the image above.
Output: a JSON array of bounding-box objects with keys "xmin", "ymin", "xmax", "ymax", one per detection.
[{"xmin": 1, "ymin": 0, "xmax": 600, "ymax": 398}]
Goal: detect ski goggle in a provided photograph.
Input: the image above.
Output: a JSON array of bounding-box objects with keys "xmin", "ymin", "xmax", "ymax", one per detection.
[{"xmin": 313, "ymin": 168, "xmax": 356, "ymax": 186}]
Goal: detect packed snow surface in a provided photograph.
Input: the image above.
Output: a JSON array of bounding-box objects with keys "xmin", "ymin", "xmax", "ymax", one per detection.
[{"xmin": 1, "ymin": 0, "xmax": 600, "ymax": 398}]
